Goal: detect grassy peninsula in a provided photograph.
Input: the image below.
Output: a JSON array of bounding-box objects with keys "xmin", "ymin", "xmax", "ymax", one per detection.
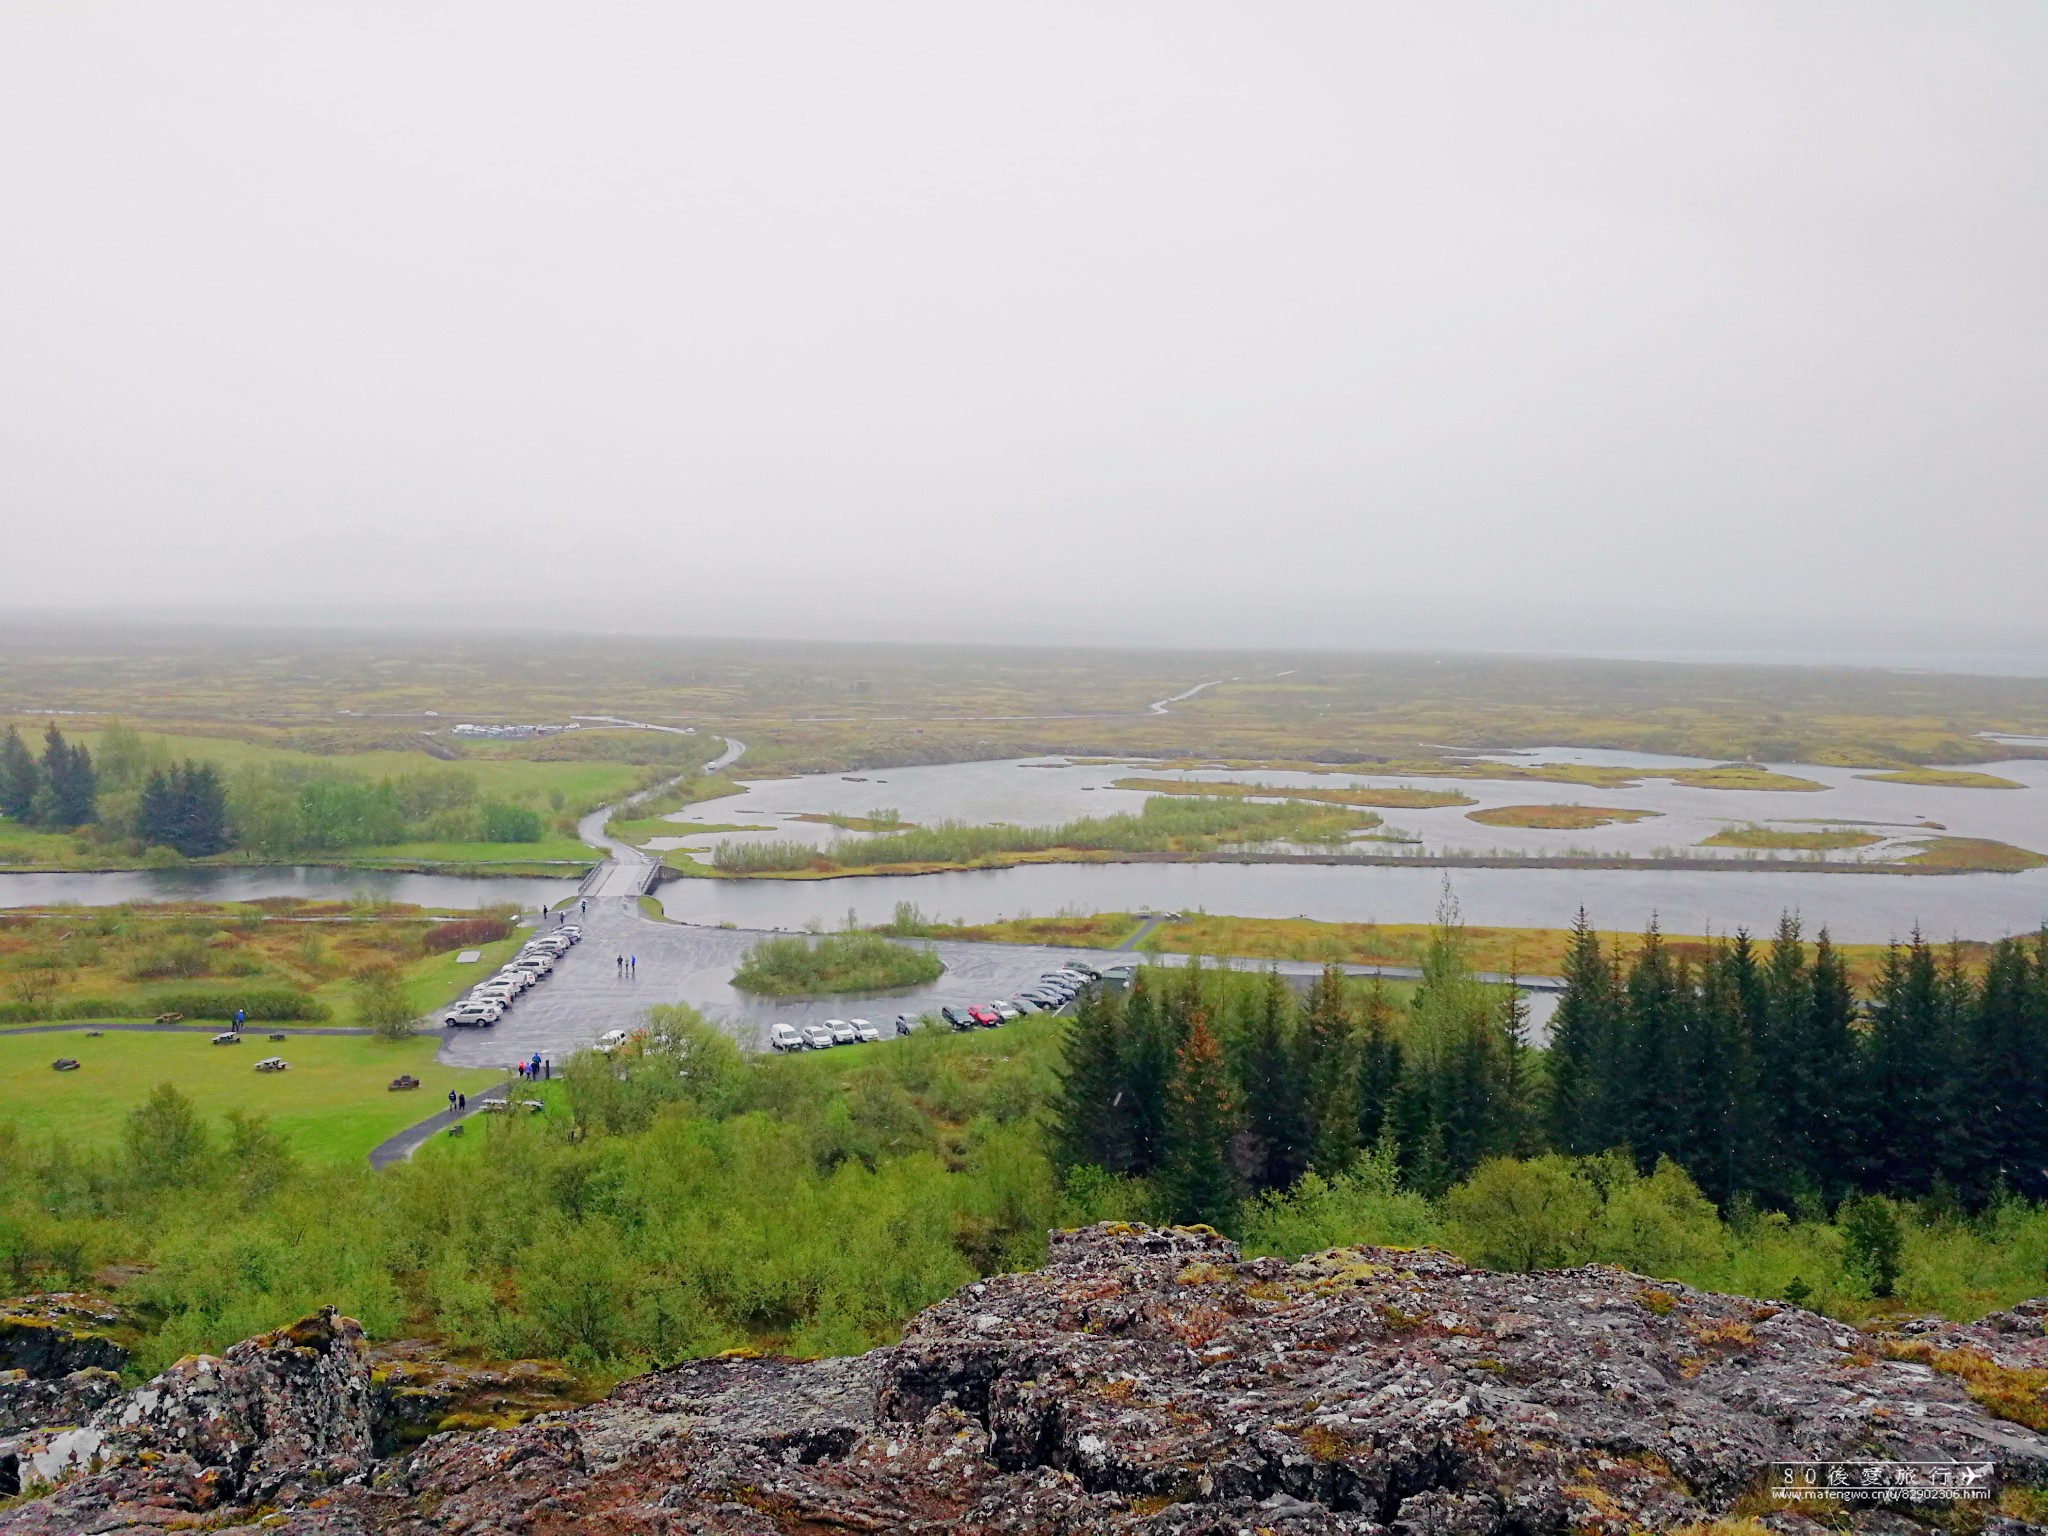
[
  {"xmin": 696, "ymin": 795, "xmax": 1381, "ymax": 877},
  {"xmin": 1466, "ymin": 804, "xmax": 1659, "ymax": 830}
]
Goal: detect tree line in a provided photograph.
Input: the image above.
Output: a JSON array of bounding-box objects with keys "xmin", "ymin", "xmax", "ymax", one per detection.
[
  {"xmin": 1054, "ymin": 907, "xmax": 1532, "ymax": 1229},
  {"xmin": 0, "ymin": 722, "xmax": 550, "ymax": 857},
  {"xmin": 1052, "ymin": 902, "xmax": 2048, "ymax": 1232},
  {"xmin": 0, "ymin": 724, "xmax": 99, "ymax": 831},
  {"xmin": 1545, "ymin": 912, "xmax": 2048, "ymax": 1211}
]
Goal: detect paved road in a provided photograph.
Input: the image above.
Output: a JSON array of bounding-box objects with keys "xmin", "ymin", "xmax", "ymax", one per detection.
[{"xmin": 367, "ymin": 1084, "xmax": 515, "ymax": 1168}]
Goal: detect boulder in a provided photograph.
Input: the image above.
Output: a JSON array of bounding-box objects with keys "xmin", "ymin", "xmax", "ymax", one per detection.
[
  {"xmin": 0, "ymin": 1297, "xmax": 128, "ymax": 1379},
  {"xmin": 0, "ymin": 1367, "xmax": 124, "ymax": 1434},
  {"xmin": 365, "ymin": 1341, "xmax": 580, "ymax": 1452},
  {"xmin": 0, "ymin": 1306, "xmax": 372, "ymax": 1532}
]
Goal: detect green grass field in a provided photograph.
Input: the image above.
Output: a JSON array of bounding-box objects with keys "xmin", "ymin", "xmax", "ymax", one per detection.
[{"xmin": 0, "ymin": 1029, "xmax": 497, "ymax": 1166}]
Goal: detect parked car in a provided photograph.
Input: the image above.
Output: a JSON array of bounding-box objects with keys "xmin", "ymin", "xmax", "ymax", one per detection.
[
  {"xmin": 594, "ymin": 1028, "xmax": 631, "ymax": 1054},
  {"xmin": 558, "ymin": 925, "xmax": 582, "ymax": 941},
  {"xmin": 827, "ymin": 1019, "xmax": 858, "ymax": 1046},
  {"xmin": 968, "ymin": 1006, "xmax": 1001, "ymax": 1028},
  {"xmin": 211, "ymin": 1032, "xmax": 242, "ymax": 1045},
  {"xmin": 769, "ymin": 1023, "xmax": 804, "ymax": 1052},
  {"xmin": 894, "ymin": 1014, "xmax": 916, "ymax": 1036},
  {"xmin": 990, "ymin": 1001, "xmax": 1023, "ymax": 1020},
  {"xmin": 852, "ymin": 1019, "xmax": 880, "ymax": 1043},
  {"xmin": 510, "ymin": 955, "xmax": 553, "ymax": 975},
  {"xmin": 941, "ymin": 1006, "xmax": 976, "ymax": 1031},
  {"xmin": 472, "ymin": 985, "xmax": 518, "ymax": 1006},
  {"xmin": 800, "ymin": 1024, "xmax": 835, "ymax": 1049},
  {"xmin": 444, "ymin": 1001, "xmax": 502, "ymax": 1028},
  {"xmin": 493, "ymin": 969, "xmax": 535, "ymax": 991},
  {"xmin": 254, "ymin": 1056, "xmax": 289, "ymax": 1072}
]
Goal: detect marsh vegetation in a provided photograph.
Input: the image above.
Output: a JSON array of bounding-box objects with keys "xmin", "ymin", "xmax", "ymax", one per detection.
[
  {"xmin": 730, "ymin": 932, "xmax": 944, "ymax": 996},
  {"xmin": 707, "ymin": 795, "xmax": 1381, "ymax": 875}
]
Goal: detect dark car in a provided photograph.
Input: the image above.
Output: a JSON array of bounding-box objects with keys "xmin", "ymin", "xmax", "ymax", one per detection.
[{"xmin": 941, "ymin": 1006, "xmax": 976, "ymax": 1031}]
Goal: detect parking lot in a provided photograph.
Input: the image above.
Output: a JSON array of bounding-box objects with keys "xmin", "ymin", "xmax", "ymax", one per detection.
[{"xmin": 432, "ymin": 897, "xmax": 1135, "ymax": 1068}]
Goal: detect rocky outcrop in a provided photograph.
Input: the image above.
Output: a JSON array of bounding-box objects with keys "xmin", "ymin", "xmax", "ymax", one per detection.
[
  {"xmin": 0, "ymin": 1295, "xmax": 129, "ymax": 1379},
  {"xmin": 0, "ymin": 1306, "xmax": 372, "ymax": 1532},
  {"xmin": 0, "ymin": 1367, "xmax": 124, "ymax": 1434},
  {"xmin": 366, "ymin": 1341, "xmax": 582, "ymax": 1452},
  {"xmin": 5, "ymin": 1227, "xmax": 2048, "ymax": 1533}
]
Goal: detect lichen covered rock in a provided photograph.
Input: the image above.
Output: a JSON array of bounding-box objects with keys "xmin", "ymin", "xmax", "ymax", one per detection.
[
  {"xmin": 0, "ymin": 1305, "xmax": 372, "ymax": 1532},
  {"xmin": 6, "ymin": 1228, "xmax": 2048, "ymax": 1533}
]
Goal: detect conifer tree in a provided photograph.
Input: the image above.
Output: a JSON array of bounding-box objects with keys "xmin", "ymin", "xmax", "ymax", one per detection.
[
  {"xmin": 1960, "ymin": 937, "xmax": 2041, "ymax": 1202},
  {"xmin": 1239, "ymin": 969, "xmax": 1308, "ymax": 1193},
  {"xmin": 32, "ymin": 724, "xmax": 96, "ymax": 828},
  {"xmin": 1355, "ymin": 974, "xmax": 1404, "ymax": 1151},
  {"xmin": 1118, "ymin": 972, "xmax": 1176, "ymax": 1176},
  {"xmin": 1052, "ymin": 985, "xmax": 1130, "ymax": 1173},
  {"xmin": 1161, "ymin": 1017, "xmax": 1241, "ymax": 1230},
  {"xmin": 0, "ymin": 725, "xmax": 35, "ymax": 821},
  {"xmin": 1802, "ymin": 929, "xmax": 1861, "ymax": 1203},
  {"xmin": 1620, "ymin": 921, "xmax": 1688, "ymax": 1170},
  {"xmin": 1861, "ymin": 933, "xmax": 1952, "ymax": 1196},
  {"xmin": 1299, "ymin": 962, "xmax": 1358, "ymax": 1173},
  {"xmin": 1684, "ymin": 943, "xmax": 1754, "ymax": 1205},
  {"xmin": 1545, "ymin": 911, "xmax": 1617, "ymax": 1154}
]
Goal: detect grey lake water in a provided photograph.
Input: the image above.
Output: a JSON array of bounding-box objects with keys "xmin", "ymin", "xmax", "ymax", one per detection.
[
  {"xmin": 647, "ymin": 750, "xmax": 2048, "ymax": 942},
  {"xmin": 8, "ymin": 748, "xmax": 2048, "ymax": 944}
]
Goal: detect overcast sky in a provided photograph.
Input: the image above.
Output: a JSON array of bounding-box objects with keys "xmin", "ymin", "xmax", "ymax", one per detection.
[{"xmin": 2, "ymin": 3, "xmax": 2043, "ymax": 656}]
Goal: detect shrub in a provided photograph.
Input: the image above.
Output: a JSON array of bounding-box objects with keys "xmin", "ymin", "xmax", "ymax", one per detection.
[
  {"xmin": 350, "ymin": 964, "xmax": 418, "ymax": 1039},
  {"xmin": 1841, "ymin": 1194, "xmax": 1906, "ymax": 1298},
  {"xmin": 1443, "ymin": 1155, "xmax": 1600, "ymax": 1271},
  {"xmin": 421, "ymin": 917, "xmax": 512, "ymax": 955},
  {"xmin": 479, "ymin": 801, "xmax": 544, "ymax": 843},
  {"xmin": 731, "ymin": 934, "xmax": 944, "ymax": 997},
  {"xmin": 141, "ymin": 987, "xmax": 330, "ymax": 1022}
]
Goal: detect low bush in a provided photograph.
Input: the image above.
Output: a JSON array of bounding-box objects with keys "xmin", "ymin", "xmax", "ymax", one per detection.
[
  {"xmin": 732, "ymin": 934, "xmax": 944, "ymax": 996},
  {"xmin": 140, "ymin": 987, "xmax": 330, "ymax": 1022},
  {"xmin": 420, "ymin": 917, "xmax": 513, "ymax": 955}
]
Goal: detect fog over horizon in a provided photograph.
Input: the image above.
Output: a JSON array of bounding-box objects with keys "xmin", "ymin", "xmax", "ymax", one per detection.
[{"xmin": 2, "ymin": 4, "xmax": 2044, "ymax": 658}]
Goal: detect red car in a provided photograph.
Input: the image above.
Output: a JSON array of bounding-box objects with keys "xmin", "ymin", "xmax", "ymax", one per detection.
[{"xmin": 968, "ymin": 1006, "xmax": 1002, "ymax": 1028}]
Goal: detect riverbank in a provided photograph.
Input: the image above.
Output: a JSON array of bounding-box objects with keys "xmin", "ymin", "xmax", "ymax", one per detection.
[{"xmin": 657, "ymin": 841, "xmax": 2043, "ymax": 881}]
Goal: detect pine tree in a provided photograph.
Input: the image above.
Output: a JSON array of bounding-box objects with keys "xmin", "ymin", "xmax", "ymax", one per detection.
[
  {"xmin": 33, "ymin": 725, "xmax": 96, "ymax": 828},
  {"xmin": 1620, "ymin": 921, "xmax": 1688, "ymax": 1171},
  {"xmin": 1802, "ymin": 930, "xmax": 1860, "ymax": 1204},
  {"xmin": 1395, "ymin": 890, "xmax": 1527, "ymax": 1192},
  {"xmin": 172, "ymin": 762, "xmax": 229, "ymax": 856},
  {"xmin": 1355, "ymin": 974, "xmax": 1404, "ymax": 1151},
  {"xmin": 1161, "ymin": 1017, "xmax": 1240, "ymax": 1230},
  {"xmin": 1685, "ymin": 942, "xmax": 1754, "ymax": 1205},
  {"xmin": 0, "ymin": 725, "xmax": 36, "ymax": 821},
  {"xmin": 1239, "ymin": 969, "xmax": 1308, "ymax": 1193},
  {"xmin": 1545, "ymin": 911, "xmax": 1618, "ymax": 1154},
  {"xmin": 1299, "ymin": 962, "xmax": 1358, "ymax": 1173},
  {"xmin": 1118, "ymin": 972, "xmax": 1176, "ymax": 1176},
  {"xmin": 1052, "ymin": 985, "xmax": 1130, "ymax": 1173},
  {"xmin": 1861, "ymin": 933, "xmax": 1952, "ymax": 1196},
  {"xmin": 1960, "ymin": 937, "xmax": 2040, "ymax": 1202}
]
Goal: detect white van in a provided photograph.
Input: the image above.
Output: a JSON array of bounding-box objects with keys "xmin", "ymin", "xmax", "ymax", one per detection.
[{"xmin": 769, "ymin": 1023, "xmax": 804, "ymax": 1052}]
